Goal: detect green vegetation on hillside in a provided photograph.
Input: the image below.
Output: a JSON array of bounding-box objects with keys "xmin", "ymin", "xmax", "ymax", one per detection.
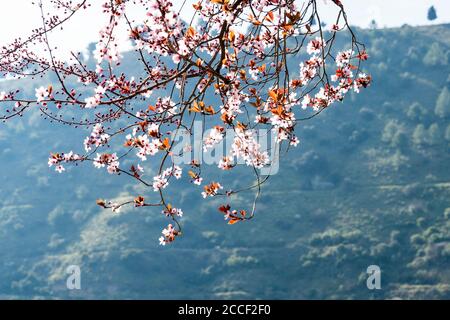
[{"xmin": 0, "ymin": 24, "xmax": 449, "ymax": 299}]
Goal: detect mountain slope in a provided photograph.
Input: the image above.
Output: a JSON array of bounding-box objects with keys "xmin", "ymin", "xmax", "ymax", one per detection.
[{"xmin": 0, "ymin": 24, "xmax": 449, "ymax": 299}]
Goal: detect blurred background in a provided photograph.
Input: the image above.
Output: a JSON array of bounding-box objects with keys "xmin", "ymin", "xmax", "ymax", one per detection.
[{"xmin": 0, "ymin": 1, "xmax": 449, "ymax": 299}]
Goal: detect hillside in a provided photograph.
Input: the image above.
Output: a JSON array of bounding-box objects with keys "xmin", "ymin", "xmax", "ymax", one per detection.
[{"xmin": 0, "ymin": 24, "xmax": 449, "ymax": 299}]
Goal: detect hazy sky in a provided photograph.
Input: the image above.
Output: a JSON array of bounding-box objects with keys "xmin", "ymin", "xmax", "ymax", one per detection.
[{"xmin": 0, "ymin": 0, "xmax": 449, "ymax": 58}]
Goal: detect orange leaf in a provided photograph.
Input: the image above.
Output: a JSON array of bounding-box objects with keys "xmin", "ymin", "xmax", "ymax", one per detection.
[
  {"xmin": 281, "ymin": 24, "xmax": 293, "ymax": 33},
  {"xmin": 138, "ymin": 121, "xmax": 148, "ymax": 131},
  {"xmin": 162, "ymin": 137, "xmax": 170, "ymax": 150},
  {"xmin": 221, "ymin": 113, "xmax": 233, "ymax": 125},
  {"xmin": 96, "ymin": 199, "xmax": 106, "ymax": 207},
  {"xmin": 239, "ymin": 69, "xmax": 246, "ymax": 80},
  {"xmin": 286, "ymin": 11, "xmax": 301, "ymax": 23},
  {"xmin": 134, "ymin": 195, "xmax": 145, "ymax": 206},
  {"xmin": 258, "ymin": 64, "xmax": 266, "ymax": 73},
  {"xmin": 204, "ymin": 105, "xmax": 215, "ymax": 115},
  {"xmin": 228, "ymin": 30, "xmax": 235, "ymax": 43},
  {"xmin": 187, "ymin": 26, "xmax": 196, "ymax": 38},
  {"xmin": 236, "ymin": 121, "xmax": 247, "ymax": 130},
  {"xmin": 189, "ymin": 101, "xmax": 202, "ymax": 113},
  {"xmin": 248, "ymin": 14, "xmax": 261, "ymax": 25},
  {"xmin": 192, "ymin": 2, "xmax": 202, "ymax": 10},
  {"xmin": 266, "ymin": 11, "xmax": 275, "ymax": 23},
  {"xmin": 188, "ymin": 170, "xmax": 197, "ymax": 179},
  {"xmin": 219, "ymin": 204, "xmax": 231, "ymax": 213},
  {"xmin": 271, "ymin": 104, "xmax": 284, "ymax": 116},
  {"xmin": 268, "ymin": 89, "xmax": 278, "ymax": 102},
  {"xmin": 124, "ymin": 139, "xmax": 134, "ymax": 147}
]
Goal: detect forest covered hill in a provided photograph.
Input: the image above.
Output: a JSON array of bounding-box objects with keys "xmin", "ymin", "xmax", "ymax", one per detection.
[{"xmin": 0, "ymin": 23, "xmax": 449, "ymax": 299}]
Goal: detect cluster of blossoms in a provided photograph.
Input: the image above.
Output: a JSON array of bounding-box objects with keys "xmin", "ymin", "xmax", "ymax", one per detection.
[
  {"xmin": 159, "ymin": 223, "xmax": 180, "ymax": 246},
  {"xmin": 202, "ymin": 182, "xmax": 223, "ymax": 198},
  {"xmin": 218, "ymin": 156, "xmax": 234, "ymax": 170},
  {"xmin": 230, "ymin": 127, "xmax": 270, "ymax": 169},
  {"xmin": 93, "ymin": 153, "xmax": 120, "ymax": 174},
  {"xmin": 125, "ymin": 132, "xmax": 162, "ymax": 161},
  {"xmin": 84, "ymin": 123, "xmax": 110, "ymax": 152},
  {"xmin": 134, "ymin": 0, "xmax": 183, "ymax": 56},
  {"xmin": 93, "ymin": 1, "xmax": 124, "ymax": 65},
  {"xmin": 306, "ymin": 37, "xmax": 326, "ymax": 55},
  {"xmin": 203, "ymin": 126, "xmax": 225, "ymax": 151},
  {"xmin": 48, "ymin": 151, "xmax": 83, "ymax": 173},
  {"xmin": 35, "ymin": 86, "xmax": 53, "ymax": 105},
  {"xmin": 218, "ymin": 204, "xmax": 248, "ymax": 224},
  {"xmin": 153, "ymin": 165, "xmax": 182, "ymax": 192},
  {"xmin": 300, "ymin": 47, "xmax": 370, "ymax": 112},
  {"xmin": 84, "ymin": 85, "xmax": 108, "ymax": 108},
  {"xmin": 153, "ymin": 97, "xmax": 178, "ymax": 116},
  {"xmin": 162, "ymin": 204, "xmax": 183, "ymax": 218},
  {"xmin": 96, "ymin": 199, "xmax": 123, "ymax": 213},
  {"xmin": 188, "ymin": 170, "xmax": 203, "ymax": 186},
  {"xmin": 0, "ymin": 0, "xmax": 370, "ymax": 246}
]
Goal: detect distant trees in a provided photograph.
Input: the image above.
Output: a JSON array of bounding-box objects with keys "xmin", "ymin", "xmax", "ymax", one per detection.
[
  {"xmin": 359, "ymin": 107, "xmax": 375, "ymax": 121},
  {"xmin": 423, "ymin": 43, "xmax": 447, "ymax": 66},
  {"xmin": 412, "ymin": 124, "xmax": 427, "ymax": 146},
  {"xmin": 406, "ymin": 86, "xmax": 449, "ymax": 148},
  {"xmin": 427, "ymin": 6, "xmax": 437, "ymax": 21},
  {"xmin": 435, "ymin": 87, "xmax": 450, "ymax": 118},
  {"xmin": 382, "ymin": 120, "xmax": 407, "ymax": 148},
  {"xmin": 369, "ymin": 19, "xmax": 378, "ymax": 29},
  {"xmin": 406, "ymin": 102, "xmax": 428, "ymax": 122},
  {"xmin": 412, "ymin": 123, "xmax": 441, "ymax": 146},
  {"xmin": 445, "ymin": 124, "xmax": 450, "ymax": 142},
  {"xmin": 428, "ymin": 123, "xmax": 440, "ymax": 145}
]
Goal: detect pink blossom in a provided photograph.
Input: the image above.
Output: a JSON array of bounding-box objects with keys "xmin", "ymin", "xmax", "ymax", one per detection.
[{"xmin": 35, "ymin": 86, "xmax": 52, "ymax": 104}]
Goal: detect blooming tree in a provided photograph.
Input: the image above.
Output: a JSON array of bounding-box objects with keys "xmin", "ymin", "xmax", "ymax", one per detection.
[{"xmin": 0, "ymin": 0, "xmax": 370, "ymax": 245}]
